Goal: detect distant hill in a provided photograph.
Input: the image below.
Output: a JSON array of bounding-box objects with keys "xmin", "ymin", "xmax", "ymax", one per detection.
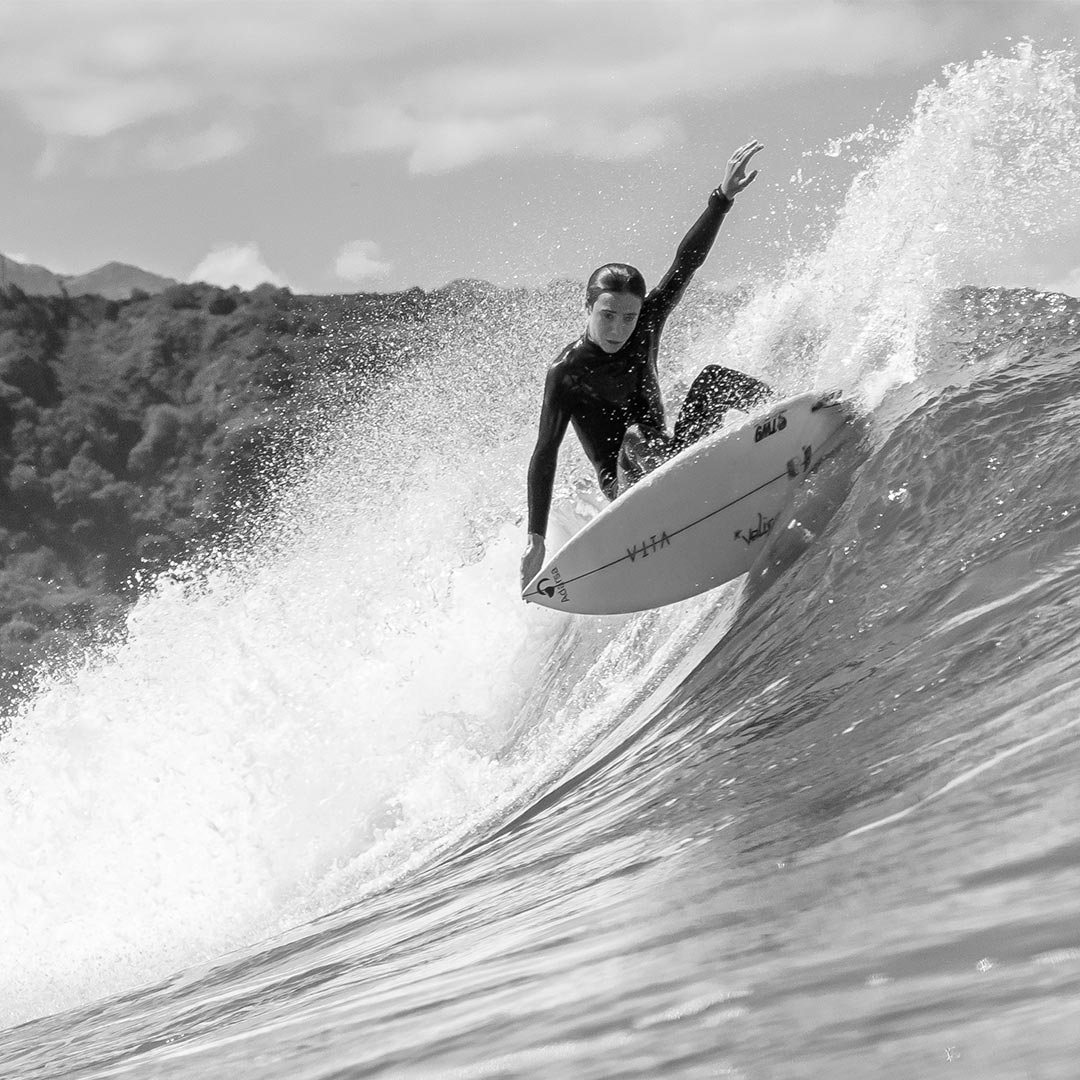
[
  {"xmin": 0, "ymin": 255, "xmax": 60, "ymax": 295},
  {"xmin": 0, "ymin": 253, "xmax": 177, "ymax": 300},
  {"xmin": 64, "ymin": 261, "xmax": 179, "ymax": 299}
]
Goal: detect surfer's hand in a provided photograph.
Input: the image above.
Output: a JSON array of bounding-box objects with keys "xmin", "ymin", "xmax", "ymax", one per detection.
[
  {"xmin": 720, "ymin": 140, "xmax": 763, "ymax": 199},
  {"xmin": 520, "ymin": 534, "xmax": 546, "ymax": 594}
]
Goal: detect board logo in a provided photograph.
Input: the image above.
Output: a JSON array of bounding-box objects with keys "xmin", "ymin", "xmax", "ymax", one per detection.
[
  {"xmin": 626, "ymin": 531, "xmax": 672, "ymax": 563},
  {"xmin": 754, "ymin": 410, "xmax": 787, "ymax": 442},
  {"xmin": 786, "ymin": 443, "xmax": 813, "ymax": 477},
  {"xmin": 537, "ymin": 566, "xmax": 570, "ymax": 604},
  {"xmin": 734, "ymin": 512, "xmax": 775, "ymax": 545}
]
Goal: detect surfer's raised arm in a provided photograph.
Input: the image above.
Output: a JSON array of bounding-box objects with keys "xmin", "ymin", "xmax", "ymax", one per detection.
[{"xmin": 649, "ymin": 140, "xmax": 763, "ymax": 313}]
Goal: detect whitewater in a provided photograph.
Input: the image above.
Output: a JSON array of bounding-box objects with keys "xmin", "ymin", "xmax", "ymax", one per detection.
[{"xmin": 3, "ymin": 44, "xmax": 1080, "ymax": 1079}]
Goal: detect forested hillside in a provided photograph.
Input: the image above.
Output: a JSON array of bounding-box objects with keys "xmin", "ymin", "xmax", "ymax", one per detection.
[{"xmin": 0, "ymin": 280, "xmax": 438, "ymax": 706}]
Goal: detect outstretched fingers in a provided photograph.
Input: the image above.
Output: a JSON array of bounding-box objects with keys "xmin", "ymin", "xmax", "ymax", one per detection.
[
  {"xmin": 732, "ymin": 140, "xmax": 763, "ymax": 171},
  {"xmin": 724, "ymin": 139, "xmax": 764, "ymax": 195}
]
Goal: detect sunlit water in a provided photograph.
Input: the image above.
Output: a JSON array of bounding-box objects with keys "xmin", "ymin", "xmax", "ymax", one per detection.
[{"xmin": 3, "ymin": 44, "xmax": 1080, "ymax": 1080}]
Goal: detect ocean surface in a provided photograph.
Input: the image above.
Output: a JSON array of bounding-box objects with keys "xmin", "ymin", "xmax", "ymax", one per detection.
[{"xmin": 3, "ymin": 46, "xmax": 1080, "ymax": 1080}]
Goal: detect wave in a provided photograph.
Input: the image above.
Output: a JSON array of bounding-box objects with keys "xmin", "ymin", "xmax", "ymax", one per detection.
[{"xmin": 3, "ymin": 42, "xmax": 1080, "ymax": 1032}]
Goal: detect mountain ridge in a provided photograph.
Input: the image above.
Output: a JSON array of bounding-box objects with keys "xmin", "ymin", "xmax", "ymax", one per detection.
[{"xmin": 0, "ymin": 253, "xmax": 179, "ymax": 300}]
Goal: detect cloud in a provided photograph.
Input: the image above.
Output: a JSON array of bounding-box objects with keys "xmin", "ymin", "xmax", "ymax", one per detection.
[
  {"xmin": 32, "ymin": 120, "xmax": 249, "ymax": 179},
  {"xmin": 333, "ymin": 106, "xmax": 549, "ymax": 173},
  {"xmin": 140, "ymin": 121, "xmax": 250, "ymax": 170},
  {"xmin": 334, "ymin": 241, "xmax": 391, "ymax": 284},
  {"xmin": 1, "ymin": 0, "xmax": 1075, "ymax": 176},
  {"xmin": 332, "ymin": 102, "xmax": 680, "ymax": 173},
  {"xmin": 188, "ymin": 242, "xmax": 285, "ymax": 289},
  {"xmin": 0, "ymin": 3, "xmax": 341, "ymax": 173},
  {"xmin": 319, "ymin": 1, "xmax": 1004, "ymax": 172}
]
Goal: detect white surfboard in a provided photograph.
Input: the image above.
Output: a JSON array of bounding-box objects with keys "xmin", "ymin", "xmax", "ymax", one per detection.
[{"xmin": 523, "ymin": 388, "xmax": 853, "ymax": 615}]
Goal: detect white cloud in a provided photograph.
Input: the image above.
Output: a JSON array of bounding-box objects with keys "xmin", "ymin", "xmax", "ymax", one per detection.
[
  {"xmin": 304, "ymin": 2, "xmax": 1000, "ymax": 173},
  {"xmin": 188, "ymin": 242, "xmax": 285, "ymax": 289},
  {"xmin": 332, "ymin": 102, "xmax": 681, "ymax": 173},
  {"xmin": 334, "ymin": 241, "xmax": 391, "ymax": 284},
  {"xmin": 334, "ymin": 106, "xmax": 550, "ymax": 173},
  {"xmin": 30, "ymin": 119, "xmax": 251, "ymax": 179},
  {"xmin": 0, "ymin": 0, "xmax": 1075, "ymax": 176},
  {"xmin": 15, "ymin": 70, "xmax": 196, "ymax": 140},
  {"xmin": 140, "ymin": 122, "xmax": 250, "ymax": 170}
]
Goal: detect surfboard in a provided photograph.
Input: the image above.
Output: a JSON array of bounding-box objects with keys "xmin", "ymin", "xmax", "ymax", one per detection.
[{"xmin": 522, "ymin": 388, "xmax": 853, "ymax": 615}]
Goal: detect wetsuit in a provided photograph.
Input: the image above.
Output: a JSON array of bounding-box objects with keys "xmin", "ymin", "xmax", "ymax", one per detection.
[{"xmin": 526, "ymin": 189, "xmax": 771, "ymax": 538}]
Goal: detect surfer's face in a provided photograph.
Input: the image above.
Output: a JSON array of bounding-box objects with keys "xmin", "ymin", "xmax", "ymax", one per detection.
[{"xmin": 586, "ymin": 292, "xmax": 642, "ymax": 354}]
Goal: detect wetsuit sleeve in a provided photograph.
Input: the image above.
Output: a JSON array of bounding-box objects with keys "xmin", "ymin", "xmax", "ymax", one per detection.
[
  {"xmin": 648, "ymin": 190, "xmax": 733, "ymax": 318},
  {"xmin": 526, "ymin": 363, "xmax": 572, "ymax": 536}
]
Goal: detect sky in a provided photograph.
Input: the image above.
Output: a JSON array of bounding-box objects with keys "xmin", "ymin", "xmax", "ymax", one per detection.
[{"xmin": 1, "ymin": 0, "xmax": 1079, "ymax": 295}]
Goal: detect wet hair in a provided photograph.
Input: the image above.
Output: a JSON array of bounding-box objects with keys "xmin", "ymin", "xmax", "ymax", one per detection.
[{"xmin": 585, "ymin": 263, "xmax": 646, "ymax": 309}]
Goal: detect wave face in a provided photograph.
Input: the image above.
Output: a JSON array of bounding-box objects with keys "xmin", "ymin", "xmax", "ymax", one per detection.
[{"xmin": 3, "ymin": 44, "xmax": 1080, "ymax": 1080}]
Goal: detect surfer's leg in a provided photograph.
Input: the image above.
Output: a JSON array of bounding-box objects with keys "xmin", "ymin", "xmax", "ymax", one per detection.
[
  {"xmin": 673, "ymin": 365, "xmax": 773, "ymax": 449},
  {"xmin": 615, "ymin": 424, "xmax": 673, "ymax": 495}
]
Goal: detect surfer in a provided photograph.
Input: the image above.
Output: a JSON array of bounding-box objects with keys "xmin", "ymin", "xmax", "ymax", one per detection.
[{"xmin": 521, "ymin": 140, "xmax": 771, "ymax": 591}]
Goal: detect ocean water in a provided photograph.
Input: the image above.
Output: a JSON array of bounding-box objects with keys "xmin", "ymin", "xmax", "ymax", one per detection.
[{"xmin": 3, "ymin": 45, "xmax": 1080, "ymax": 1080}]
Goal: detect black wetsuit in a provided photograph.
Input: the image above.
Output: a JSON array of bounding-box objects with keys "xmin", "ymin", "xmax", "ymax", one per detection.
[{"xmin": 526, "ymin": 189, "xmax": 770, "ymax": 537}]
